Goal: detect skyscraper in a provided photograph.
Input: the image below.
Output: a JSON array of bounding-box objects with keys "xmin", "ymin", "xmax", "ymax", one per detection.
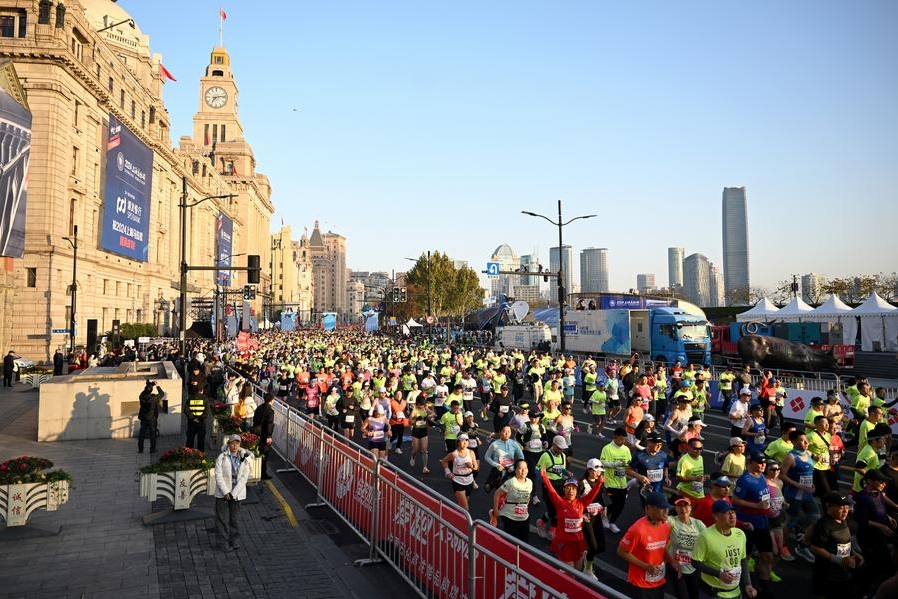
[
  {"xmin": 709, "ymin": 263, "xmax": 724, "ymax": 307},
  {"xmin": 668, "ymin": 247, "xmax": 684, "ymax": 289},
  {"xmin": 550, "ymin": 245, "xmax": 574, "ymax": 303},
  {"xmin": 519, "ymin": 253, "xmax": 540, "ymax": 286},
  {"xmin": 684, "ymin": 253, "xmax": 712, "ymax": 306},
  {"xmin": 636, "ymin": 274, "xmax": 656, "ymax": 295},
  {"xmin": 722, "ymin": 187, "xmax": 750, "ymax": 305},
  {"xmin": 580, "ymin": 247, "xmax": 609, "ymax": 293},
  {"xmin": 801, "ymin": 273, "xmax": 826, "ymax": 304},
  {"xmin": 490, "ymin": 243, "xmax": 520, "ymax": 302}
]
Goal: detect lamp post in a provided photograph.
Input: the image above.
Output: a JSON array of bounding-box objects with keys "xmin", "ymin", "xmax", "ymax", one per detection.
[
  {"xmin": 179, "ymin": 176, "xmax": 236, "ymax": 356},
  {"xmin": 269, "ymin": 237, "xmax": 282, "ymax": 329},
  {"xmin": 62, "ymin": 225, "xmax": 78, "ymax": 355},
  {"xmin": 522, "ymin": 200, "xmax": 596, "ymax": 354}
]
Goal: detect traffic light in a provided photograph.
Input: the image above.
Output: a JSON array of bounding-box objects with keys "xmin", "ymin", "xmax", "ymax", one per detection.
[
  {"xmin": 400, "ymin": 287, "xmax": 407, "ymax": 302},
  {"xmin": 392, "ymin": 286, "xmax": 400, "ymax": 302},
  {"xmin": 247, "ymin": 255, "xmax": 260, "ymax": 284},
  {"xmin": 243, "ymin": 285, "xmax": 257, "ymax": 300}
]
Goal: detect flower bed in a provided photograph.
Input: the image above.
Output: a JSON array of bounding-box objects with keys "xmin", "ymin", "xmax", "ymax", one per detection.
[
  {"xmin": 138, "ymin": 447, "xmax": 214, "ymax": 511},
  {"xmin": 0, "ymin": 456, "xmax": 71, "ymax": 527}
]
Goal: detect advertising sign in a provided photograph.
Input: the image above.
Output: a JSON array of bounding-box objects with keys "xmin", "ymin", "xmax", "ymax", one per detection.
[
  {"xmin": 100, "ymin": 115, "xmax": 153, "ymax": 261},
  {"xmin": 216, "ymin": 212, "xmax": 233, "ymax": 286},
  {"xmin": 0, "ymin": 87, "xmax": 31, "ymax": 257}
]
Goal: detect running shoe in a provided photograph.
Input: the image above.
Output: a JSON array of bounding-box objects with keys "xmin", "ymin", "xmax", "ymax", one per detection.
[
  {"xmin": 409, "ymin": 456, "xmax": 415, "ymax": 467},
  {"xmin": 794, "ymin": 545, "xmax": 815, "ymax": 563},
  {"xmin": 394, "ymin": 447, "xmax": 403, "ymax": 455},
  {"xmin": 587, "ymin": 424, "xmax": 593, "ymax": 435},
  {"xmin": 597, "ymin": 433, "xmax": 606, "ymax": 439},
  {"xmin": 780, "ymin": 547, "xmax": 795, "ymax": 562},
  {"xmin": 602, "ymin": 515, "xmax": 611, "ymax": 529},
  {"xmin": 422, "ymin": 467, "xmax": 430, "ymax": 475},
  {"xmin": 770, "ymin": 571, "xmax": 782, "ymax": 583},
  {"xmin": 609, "ymin": 523, "xmax": 621, "ymax": 534},
  {"xmin": 536, "ymin": 520, "xmax": 547, "ymax": 539},
  {"xmin": 472, "ymin": 482, "xmax": 479, "ymax": 490}
]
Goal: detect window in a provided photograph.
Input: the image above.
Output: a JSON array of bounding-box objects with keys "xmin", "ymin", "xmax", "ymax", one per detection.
[
  {"xmin": 70, "ymin": 36, "xmax": 83, "ymax": 61},
  {"xmin": 38, "ymin": 0, "xmax": 51, "ymax": 24},
  {"xmin": 2, "ymin": 9, "xmax": 28, "ymax": 38},
  {"xmin": 0, "ymin": 15, "xmax": 16, "ymax": 38},
  {"xmin": 149, "ymin": 106, "xmax": 156, "ymax": 124},
  {"xmin": 55, "ymin": 3, "xmax": 65, "ymax": 28},
  {"xmin": 214, "ymin": 56, "xmax": 224, "ymax": 65},
  {"xmin": 71, "ymin": 147, "xmax": 79, "ymax": 177},
  {"xmin": 26, "ymin": 268, "xmax": 36, "ymax": 288},
  {"xmin": 212, "ymin": 123, "xmax": 217, "ymax": 143},
  {"xmin": 108, "ymin": 76, "xmax": 113, "ymax": 92},
  {"xmin": 220, "ymin": 124, "xmax": 226, "ymax": 142},
  {"xmin": 130, "ymin": 100, "xmax": 135, "ymax": 120},
  {"xmin": 119, "ymin": 90, "xmax": 125, "ymax": 109},
  {"xmin": 141, "ymin": 110, "xmax": 145, "ymax": 128}
]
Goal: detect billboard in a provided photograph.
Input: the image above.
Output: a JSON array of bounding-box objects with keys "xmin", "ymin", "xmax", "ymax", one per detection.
[
  {"xmin": 0, "ymin": 87, "xmax": 31, "ymax": 257},
  {"xmin": 216, "ymin": 212, "xmax": 233, "ymax": 286},
  {"xmin": 100, "ymin": 115, "xmax": 153, "ymax": 261}
]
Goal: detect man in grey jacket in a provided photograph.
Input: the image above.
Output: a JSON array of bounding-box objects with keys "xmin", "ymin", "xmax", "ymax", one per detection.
[{"xmin": 214, "ymin": 434, "xmax": 253, "ymax": 551}]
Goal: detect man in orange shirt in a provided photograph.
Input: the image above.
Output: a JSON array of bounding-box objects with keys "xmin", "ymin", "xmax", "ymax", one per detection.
[{"xmin": 617, "ymin": 491, "xmax": 674, "ymax": 599}]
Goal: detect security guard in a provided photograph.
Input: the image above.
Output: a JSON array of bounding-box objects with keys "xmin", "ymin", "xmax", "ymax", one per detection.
[{"xmin": 186, "ymin": 376, "xmax": 208, "ymax": 452}]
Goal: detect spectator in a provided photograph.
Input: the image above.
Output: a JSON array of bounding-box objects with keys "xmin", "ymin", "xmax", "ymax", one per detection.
[{"xmin": 214, "ymin": 434, "xmax": 253, "ymax": 551}]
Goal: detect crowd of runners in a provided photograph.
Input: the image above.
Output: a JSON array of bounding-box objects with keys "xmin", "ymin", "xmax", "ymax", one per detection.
[{"xmin": 176, "ymin": 329, "xmax": 898, "ymax": 599}]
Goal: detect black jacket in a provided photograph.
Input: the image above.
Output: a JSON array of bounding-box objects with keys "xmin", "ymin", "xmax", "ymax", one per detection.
[
  {"xmin": 138, "ymin": 385, "xmax": 164, "ymax": 422},
  {"xmin": 253, "ymin": 402, "xmax": 275, "ymax": 439}
]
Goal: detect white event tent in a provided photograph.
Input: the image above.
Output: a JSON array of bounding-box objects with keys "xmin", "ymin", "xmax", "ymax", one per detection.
[
  {"xmin": 852, "ymin": 292, "xmax": 898, "ymax": 351},
  {"xmin": 735, "ymin": 298, "xmax": 780, "ymax": 323},
  {"xmin": 773, "ymin": 297, "xmax": 815, "ymax": 322}
]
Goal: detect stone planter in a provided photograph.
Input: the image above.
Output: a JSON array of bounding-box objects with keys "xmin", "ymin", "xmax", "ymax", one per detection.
[
  {"xmin": 21, "ymin": 372, "xmax": 53, "ymax": 389},
  {"xmin": 248, "ymin": 453, "xmax": 261, "ymax": 483},
  {"xmin": 0, "ymin": 480, "xmax": 69, "ymax": 527},
  {"xmin": 139, "ymin": 468, "xmax": 215, "ymax": 511}
]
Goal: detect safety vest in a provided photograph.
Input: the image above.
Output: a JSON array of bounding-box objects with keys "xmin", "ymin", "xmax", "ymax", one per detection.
[{"xmin": 187, "ymin": 396, "xmax": 206, "ymax": 419}]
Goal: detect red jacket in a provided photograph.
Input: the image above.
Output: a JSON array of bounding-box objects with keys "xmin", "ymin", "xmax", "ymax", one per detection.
[{"xmin": 540, "ymin": 470, "xmax": 603, "ymax": 542}]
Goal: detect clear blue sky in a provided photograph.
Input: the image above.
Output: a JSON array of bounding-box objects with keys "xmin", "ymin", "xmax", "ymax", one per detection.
[{"xmin": 121, "ymin": 0, "xmax": 898, "ymax": 294}]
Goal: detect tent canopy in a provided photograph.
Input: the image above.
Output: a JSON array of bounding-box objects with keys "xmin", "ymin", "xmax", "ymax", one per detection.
[
  {"xmin": 736, "ymin": 298, "xmax": 780, "ymax": 322},
  {"xmin": 852, "ymin": 291, "xmax": 897, "ymax": 315},
  {"xmin": 809, "ymin": 294, "xmax": 852, "ymax": 318},
  {"xmin": 405, "ymin": 318, "xmax": 423, "ymax": 327},
  {"xmin": 775, "ymin": 297, "xmax": 815, "ymax": 321}
]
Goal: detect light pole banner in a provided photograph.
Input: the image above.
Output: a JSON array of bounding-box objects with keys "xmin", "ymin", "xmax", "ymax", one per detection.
[
  {"xmin": 100, "ymin": 115, "xmax": 154, "ymax": 261},
  {"xmin": 216, "ymin": 212, "xmax": 233, "ymax": 286},
  {"xmin": 0, "ymin": 87, "xmax": 31, "ymax": 258}
]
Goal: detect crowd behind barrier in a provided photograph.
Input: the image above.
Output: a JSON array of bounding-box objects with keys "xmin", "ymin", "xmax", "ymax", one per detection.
[{"xmin": 263, "ymin": 390, "xmax": 630, "ymax": 599}]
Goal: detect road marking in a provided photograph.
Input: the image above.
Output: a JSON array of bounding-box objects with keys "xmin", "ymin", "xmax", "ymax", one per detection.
[{"xmin": 266, "ymin": 479, "xmax": 299, "ymax": 528}]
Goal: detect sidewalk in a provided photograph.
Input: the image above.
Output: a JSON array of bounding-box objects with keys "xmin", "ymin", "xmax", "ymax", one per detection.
[{"xmin": 0, "ymin": 383, "xmax": 376, "ymax": 599}]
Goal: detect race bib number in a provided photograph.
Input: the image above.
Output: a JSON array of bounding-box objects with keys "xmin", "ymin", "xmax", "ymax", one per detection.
[
  {"xmin": 344, "ymin": 415, "xmax": 355, "ymax": 424},
  {"xmin": 647, "ymin": 469, "xmax": 663, "ymax": 483},
  {"xmin": 499, "ymin": 405, "xmax": 510, "ymax": 414},
  {"xmin": 721, "ymin": 567, "xmax": 741, "ymax": 586},
  {"xmin": 371, "ymin": 430, "xmax": 384, "ymax": 440},
  {"xmin": 513, "ymin": 504, "xmax": 528, "ymax": 517},
  {"xmin": 756, "ymin": 435, "xmax": 765, "ymax": 445},
  {"xmin": 675, "ymin": 549, "xmax": 692, "ymax": 564},
  {"xmin": 450, "ymin": 425, "xmax": 460, "ymax": 435},
  {"xmin": 563, "ymin": 518, "xmax": 582, "ymax": 534},
  {"xmin": 691, "ymin": 481, "xmax": 704, "ymax": 493},
  {"xmin": 645, "ymin": 563, "xmax": 665, "ymax": 583},
  {"xmin": 586, "ymin": 503, "xmax": 602, "ymax": 516},
  {"xmin": 395, "ymin": 411, "xmax": 405, "ymax": 419},
  {"xmin": 817, "ymin": 452, "xmax": 830, "ymax": 467},
  {"xmin": 770, "ymin": 496, "xmax": 784, "ymax": 511},
  {"xmin": 614, "ymin": 467, "xmax": 626, "ymax": 478},
  {"xmin": 799, "ymin": 474, "xmax": 813, "ymax": 487},
  {"xmin": 468, "ymin": 438, "xmax": 479, "ymax": 448},
  {"xmin": 528, "ymin": 439, "xmax": 543, "ymax": 450},
  {"xmin": 551, "ymin": 465, "xmax": 564, "ymax": 474}
]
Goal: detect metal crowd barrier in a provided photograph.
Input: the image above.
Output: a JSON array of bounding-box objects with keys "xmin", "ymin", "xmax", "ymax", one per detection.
[{"xmin": 262, "ymin": 387, "xmax": 618, "ymax": 599}]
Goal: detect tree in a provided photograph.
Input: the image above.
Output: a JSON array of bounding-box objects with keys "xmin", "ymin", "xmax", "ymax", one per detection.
[
  {"xmin": 405, "ymin": 251, "xmax": 484, "ymax": 320},
  {"xmin": 726, "ymin": 286, "xmax": 770, "ymax": 307}
]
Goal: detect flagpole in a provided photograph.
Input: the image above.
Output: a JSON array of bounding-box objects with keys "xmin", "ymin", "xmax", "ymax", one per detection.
[{"xmin": 219, "ymin": 10, "xmax": 223, "ymax": 46}]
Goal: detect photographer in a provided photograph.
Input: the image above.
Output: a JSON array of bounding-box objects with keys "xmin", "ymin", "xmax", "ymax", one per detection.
[{"xmin": 138, "ymin": 379, "xmax": 165, "ymax": 454}]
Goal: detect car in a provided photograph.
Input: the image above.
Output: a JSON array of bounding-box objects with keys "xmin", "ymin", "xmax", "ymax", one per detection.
[{"xmin": 13, "ymin": 356, "xmax": 35, "ymax": 370}]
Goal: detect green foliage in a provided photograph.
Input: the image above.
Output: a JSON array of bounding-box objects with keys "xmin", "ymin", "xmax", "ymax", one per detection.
[
  {"xmin": 115, "ymin": 322, "xmax": 158, "ymax": 340},
  {"xmin": 139, "ymin": 447, "xmax": 214, "ymax": 474},
  {"xmin": 0, "ymin": 456, "xmax": 73, "ymax": 485},
  {"xmin": 405, "ymin": 251, "xmax": 484, "ymax": 318}
]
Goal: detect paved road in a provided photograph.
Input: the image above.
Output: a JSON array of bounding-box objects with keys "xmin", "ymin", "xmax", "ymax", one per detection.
[{"xmin": 277, "ymin": 393, "xmax": 859, "ymax": 598}]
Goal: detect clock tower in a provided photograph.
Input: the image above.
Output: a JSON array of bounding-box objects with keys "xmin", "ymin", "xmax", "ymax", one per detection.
[{"xmin": 192, "ymin": 46, "xmax": 252, "ymax": 177}]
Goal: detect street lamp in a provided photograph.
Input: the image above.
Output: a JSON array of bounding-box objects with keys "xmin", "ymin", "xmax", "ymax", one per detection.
[
  {"xmin": 62, "ymin": 225, "xmax": 78, "ymax": 356},
  {"xmin": 96, "ymin": 18, "xmax": 135, "ymax": 33},
  {"xmin": 269, "ymin": 237, "xmax": 282, "ymax": 329},
  {"xmin": 179, "ymin": 176, "xmax": 235, "ymax": 356},
  {"xmin": 522, "ymin": 200, "xmax": 596, "ymax": 354}
]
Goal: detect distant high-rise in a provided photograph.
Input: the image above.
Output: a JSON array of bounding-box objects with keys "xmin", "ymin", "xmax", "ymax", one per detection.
[
  {"xmin": 709, "ymin": 263, "xmax": 724, "ymax": 307},
  {"xmin": 490, "ymin": 243, "xmax": 520, "ymax": 302},
  {"xmin": 519, "ymin": 253, "xmax": 540, "ymax": 286},
  {"xmin": 684, "ymin": 253, "xmax": 712, "ymax": 306},
  {"xmin": 580, "ymin": 247, "xmax": 609, "ymax": 293},
  {"xmin": 668, "ymin": 247, "xmax": 684, "ymax": 289},
  {"xmin": 722, "ymin": 187, "xmax": 750, "ymax": 305},
  {"xmin": 550, "ymin": 245, "xmax": 574, "ymax": 303},
  {"xmin": 802, "ymin": 273, "xmax": 826, "ymax": 304},
  {"xmin": 636, "ymin": 274, "xmax": 656, "ymax": 295}
]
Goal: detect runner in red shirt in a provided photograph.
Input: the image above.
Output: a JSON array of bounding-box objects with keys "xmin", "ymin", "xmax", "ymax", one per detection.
[
  {"xmin": 539, "ymin": 469, "xmax": 602, "ymax": 570},
  {"xmin": 617, "ymin": 491, "xmax": 675, "ymax": 599}
]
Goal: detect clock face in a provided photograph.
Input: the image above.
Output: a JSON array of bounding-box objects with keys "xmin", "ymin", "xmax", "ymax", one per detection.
[{"xmin": 205, "ymin": 86, "xmax": 228, "ymax": 108}]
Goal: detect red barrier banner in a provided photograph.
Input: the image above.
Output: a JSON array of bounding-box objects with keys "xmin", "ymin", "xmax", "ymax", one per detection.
[
  {"xmin": 472, "ymin": 525, "xmax": 609, "ymax": 599},
  {"xmin": 376, "ymin": 467, "xmax": 472, "ymax": 599},
  {"xmin": 318, "ymin": 433, "xmax": 375, "ymax": 537},
  {"xmin": 289, "ymin": 411, "xmax": 320, "ymax": 484}
]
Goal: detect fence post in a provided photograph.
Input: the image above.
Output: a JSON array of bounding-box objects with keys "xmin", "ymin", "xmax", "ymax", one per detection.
[
  {"xmin": 468, "ymin": 521, "xmax": 478, "ymax": 599},
  {"xmin": 355, "ymin": 458, "xmax": 382, "ymax": 566},
  {"xmin": 305, "ymin": 424, "xmax": 327, "ymax": 508}
]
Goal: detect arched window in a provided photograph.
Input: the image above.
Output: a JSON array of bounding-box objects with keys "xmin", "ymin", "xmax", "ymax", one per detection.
[
  {"xmin": 55, "ymin": 3, "xmax": 66, "ymax": 28},
  {"xmin": 38, "ymin": 0, "xmax": 51, "ymax": 25}
]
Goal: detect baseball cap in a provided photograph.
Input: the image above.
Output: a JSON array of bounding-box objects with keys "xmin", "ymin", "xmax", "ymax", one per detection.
[
  {"xmin": 530, "ymin": 411, "xmax": 543, "ymax": 419},
  {"xmin": 457, "ymin": 434, "xmax": 469, "ymax": 442},
  {"xmin": 729, "ymin": 437, "xmax": 746, "ymax": 447},
  {"xmin": 750, "ymin": 403, "xmax": 763, "ymax": 411},
  {"xmin": 712, "ymin": 499, "xmax": 734, "ymax": 514},
  {"xmin": 822, "ymin": 491, "xmax": 853, "ymax": 506},
  {"xmin": 500, "ymin": 384, "xmax": 509, "ymax": 391},
  {"xmin": 646, "ymin": 433, "xmax": 663, "ymax": 444},
  {"xmin": 378, "ymin": 386, "xmax": 387, "ymax": 393},
  {"xmin": 674, "ymin": 497, "xmax": 692, "ymax": 506},
  {"xmin": 227, "ymin": 434, "xmax": 242, "ymax": 443},
  {"xmin": 712, "ymin": 476, "xmax": 732, "ymax": 487},
  {"xmin": 464, "ymin": 411, "xmax": 474, "ymax": 418},
  {"xmin": 586, "ymin": 458, "xmax": 604, "ymax": 472},
  {"xmin": 864, "ymin": 469, "xmax": 887, "ymax": 482},
  {"xmin": 552, "ymin": 436, "xmax": 569, "ymax": 449},
  {"xmin": 739, "ymin": 388, "xmax": 752, "ymax": 396},
  {"xmin": 645, "ymin": 492, "xmax": 672, "ymax": 509},
  {"xmin": 519, "ymin": 402, "xmax": 530, "ymax": 410},
  {"xmin": 563, "ymin": 477, "xmax": 579, "ymax": 488},
  {"xmin": 688, "ymin": 417, "xmax": 706, "ymax": 427},
  {"xmin": 675, "ymin": 395, "xmax": 689, "ymax": 403},
  {"xmin": 644, "ymin": 414, "xmax": 655, "ymax": 422},
  {"xmin": 749, "ymin": 452, "xmax": 767, "ymax": 463}
]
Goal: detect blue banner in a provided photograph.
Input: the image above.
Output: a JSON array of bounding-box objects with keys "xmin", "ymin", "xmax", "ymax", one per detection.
[
  {"xmin": 100, "ymin": 115, "xmax": 153, "ymax": 261},
  {"xmin": 322, "ymin": 312, "xmax": 337, "ymax": 331},
  {"xmin": 216, "ymin": 212, "xmax": 233, "ymax": 286},
  {"xmin": 280, "ymin": 310, "xmax": 296, "ymax": 332},
  {"xmin": 0, "ymin": 88, "xmax": 31, "ymax": 258},
  {"xmin": 365, "ymin": 313, "xmax": 379, "ymax": 332}
]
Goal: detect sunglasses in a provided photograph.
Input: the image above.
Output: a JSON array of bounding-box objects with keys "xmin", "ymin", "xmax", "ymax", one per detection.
[
  {"xmin": 692, "ymin": 447, "xmax": 704, "ymax": 452},
  {"xmin": 768, "ymin": 467, "xmax": 780, "ymax": 472}
]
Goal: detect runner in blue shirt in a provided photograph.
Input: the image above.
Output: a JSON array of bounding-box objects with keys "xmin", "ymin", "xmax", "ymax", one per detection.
[{"xmin": 626, "ymin": 433, "xmax": 672, "ymax": 503}]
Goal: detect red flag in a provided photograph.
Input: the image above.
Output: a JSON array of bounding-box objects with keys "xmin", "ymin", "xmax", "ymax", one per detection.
[
  {"xmin": 158, "ymin": 64, "xmax": 177, "ymax": 81},
  {"xmin": 220, "ymin": 8, "xmax": 227, "ymax": 20}
]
